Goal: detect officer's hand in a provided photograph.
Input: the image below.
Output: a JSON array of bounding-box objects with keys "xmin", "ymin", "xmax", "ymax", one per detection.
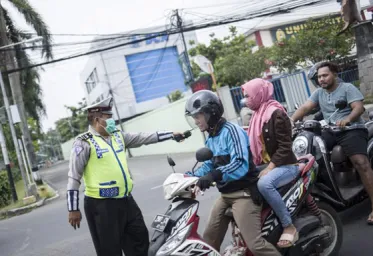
[
  {"xmin": 69, "ymin": 210, "xmax": 82, "ymax": 230},
  {"xmin": 173, "ymin": 132, "xmax": 185, "ymax": 142}
]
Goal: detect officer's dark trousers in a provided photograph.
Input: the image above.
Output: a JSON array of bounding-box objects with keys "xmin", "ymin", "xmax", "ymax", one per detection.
[{"xmin": 84, "ymin": 195, "xmax": 149, "ymax": 256}]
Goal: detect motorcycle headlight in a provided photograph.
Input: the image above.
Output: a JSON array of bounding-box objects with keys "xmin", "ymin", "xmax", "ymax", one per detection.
[
  {"xmin": 156, "ymin": 223, "xmax": 193, "ymax": 256},
  {"xmin": 292, "ymin": 136, "xmax": 309, "ymax": 158}
]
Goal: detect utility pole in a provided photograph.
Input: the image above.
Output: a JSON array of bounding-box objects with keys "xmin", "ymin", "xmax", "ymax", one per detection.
[
  {"xmin": 0, "ymin": 122, "xmax": 17, "ymax": 202},
  {"xmin": 99, "ymin": 53, "xmax": 132, "ymax": 157},
  {"xmin": 175, "ymin": 9, "xmax": 194, "ymax": 82},
  {"xmin": 0, "ymin": 8, "xmax": 42, "ymax": 186},
  {"xmin": 0, "ymin": 71, "xmax": 29, "ymax": 197}
]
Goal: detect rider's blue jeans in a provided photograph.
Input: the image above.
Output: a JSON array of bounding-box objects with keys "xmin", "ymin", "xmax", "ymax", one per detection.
[{"xmin": 257, "ymin": 165, "xmax": 299, "ymax": 228}]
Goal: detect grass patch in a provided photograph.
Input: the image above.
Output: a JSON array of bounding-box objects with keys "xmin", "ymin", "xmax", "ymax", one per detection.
[{"xmin": 0, "ymin": 180, "xmax": 27, "ymax": 212}]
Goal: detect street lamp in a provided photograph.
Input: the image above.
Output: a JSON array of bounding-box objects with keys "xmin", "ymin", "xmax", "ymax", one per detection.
[{"xmin": 0, "ymin": 36, "xmax": 43, "ymax": 198}]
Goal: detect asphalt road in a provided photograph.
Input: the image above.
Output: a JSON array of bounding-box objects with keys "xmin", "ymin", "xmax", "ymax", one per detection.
[{"xmin": 0, "ymin": 153, "xmax": 372, "ymax": 256}]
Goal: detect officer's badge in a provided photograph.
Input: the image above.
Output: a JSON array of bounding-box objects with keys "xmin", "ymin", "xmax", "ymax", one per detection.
[{"xmin": 74, "ymin": 146, "xmax": 83, "ymax": 156}]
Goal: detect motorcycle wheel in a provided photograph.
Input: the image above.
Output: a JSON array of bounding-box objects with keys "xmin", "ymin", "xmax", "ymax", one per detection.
[{"xmin": 317, "ymin": 202, "xmax": 343, "ymax": 256}]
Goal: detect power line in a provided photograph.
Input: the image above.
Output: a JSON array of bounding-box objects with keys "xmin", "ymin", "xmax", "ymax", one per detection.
[{"xmin": 4, "ymin": 0, "xmax": 326, "ymax": 74}]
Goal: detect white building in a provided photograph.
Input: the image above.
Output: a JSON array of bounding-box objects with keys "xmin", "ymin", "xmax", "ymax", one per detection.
[{"xmin": 80, "ymin": 22, "xmax": 198, "ymax": 121}]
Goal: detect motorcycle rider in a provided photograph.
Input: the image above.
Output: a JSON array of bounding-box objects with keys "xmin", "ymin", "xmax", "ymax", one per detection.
[
  {"xmin": 292, "ymin": 61, "xmax": 373, "ymax": 225},
  {"xmin": 185, "ymin": 90, "xmax": 280, "ymax": 256},
  {"xmin": 241, "ymin": 78, "xmax": 299, "ymax": 248}
]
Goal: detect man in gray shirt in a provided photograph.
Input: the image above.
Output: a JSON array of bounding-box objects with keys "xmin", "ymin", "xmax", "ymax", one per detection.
[
  {"xmin": 292, "ymin": 62, "xmax": 373, "ymax": 225},
  {"xmin": 67, "ymin": 96, "xmax": 184, "ymax": 256}
]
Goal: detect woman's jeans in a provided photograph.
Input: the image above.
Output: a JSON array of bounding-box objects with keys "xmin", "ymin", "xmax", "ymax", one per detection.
[{"xmin": 257, "ymin": 165, "xmax": 299, "ymax": 228}]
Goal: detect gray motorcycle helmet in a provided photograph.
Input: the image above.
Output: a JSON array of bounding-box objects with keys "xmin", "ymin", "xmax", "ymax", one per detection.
[
  {"xmin": 308, "ymin": 62, "xmax": 322, "ymax": 88},
  {"xmin": 185, "ymin": 90, "xmax": 224, "ymax": 129}
]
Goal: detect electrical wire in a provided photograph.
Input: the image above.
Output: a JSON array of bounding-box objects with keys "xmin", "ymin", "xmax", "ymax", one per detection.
[{"xmin": 4, "ymin": 0, "xmax": 326, "ymax": 74}]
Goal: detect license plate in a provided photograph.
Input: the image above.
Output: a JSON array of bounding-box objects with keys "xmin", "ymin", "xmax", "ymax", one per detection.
[{"xmin": 151, "ymin": 214, "xmax": 170, "ymax": 232}]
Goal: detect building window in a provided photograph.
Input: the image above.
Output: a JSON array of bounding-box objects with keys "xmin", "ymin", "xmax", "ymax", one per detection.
[{"xmin": 85, "ymin": 68, "xmax": 98, "ymax": 94}]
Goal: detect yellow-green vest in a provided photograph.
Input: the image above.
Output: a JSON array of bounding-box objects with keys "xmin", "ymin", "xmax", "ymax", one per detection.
[{"xmin": 83, "ymin": 132, "xmax": 133, "ymax": 199}]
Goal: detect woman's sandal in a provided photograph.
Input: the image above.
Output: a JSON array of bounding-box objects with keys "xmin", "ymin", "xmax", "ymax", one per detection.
[
  {"xmin": 367, "ymin": 213, "xmax": 373, "ymax": 225},
  {"xmin": 277, "ymin": 231, "xmax": 299, "ymax": 248}
]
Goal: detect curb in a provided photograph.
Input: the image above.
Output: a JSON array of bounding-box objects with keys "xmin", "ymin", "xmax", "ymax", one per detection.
[{"xmin": 0, "ymin": 180, "xmax": 60, "ymax": 219}]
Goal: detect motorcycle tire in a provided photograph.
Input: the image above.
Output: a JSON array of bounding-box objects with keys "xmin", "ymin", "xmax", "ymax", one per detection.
[{"xmin": 316, "ymin": 202, "xmax": 343, "ymax": 256}]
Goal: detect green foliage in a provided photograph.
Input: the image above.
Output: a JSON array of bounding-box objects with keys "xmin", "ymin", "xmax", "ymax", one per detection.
[
  {"xmin": 55, "ymin": 99, "xmax": 88, "ymax": 143},
  {"xmin": 270, "ymin": 16, "xmax": 355, "ymax": 72},
  {"xmin": 0, "ymin": 171, "xmax": 11, "ymax": 208},
  {"xmin": 167, "ymin": 90, "xmax": 184, "ymax": 103},
  {"xmin": 189, "ymin": 26, "xmax": 272, "ymax": 87}
]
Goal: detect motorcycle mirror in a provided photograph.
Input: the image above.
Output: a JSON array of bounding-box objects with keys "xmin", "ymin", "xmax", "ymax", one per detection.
[
  {"xmin": 167, "ymin": 155, "xmax": 176, "ymax": 173},
  {"xmin": 167, "ymin": 156, "xmax": 176, "ymax": 166},
  {"xmin": 335, "ymin": 99, "xmax": 347, "ymax": 110},
  {"xmin": 196, "ymin": 147, "xmax": 213, "ymax": 162}
]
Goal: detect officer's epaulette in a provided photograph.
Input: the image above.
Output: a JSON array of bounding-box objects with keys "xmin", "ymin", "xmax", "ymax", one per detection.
[{"xmin": 77, "ymin": 132, "xmax": 93, "ymax": 141}]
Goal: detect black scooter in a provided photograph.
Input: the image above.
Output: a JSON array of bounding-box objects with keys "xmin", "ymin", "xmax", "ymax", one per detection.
[{"xmin": 292, "ymin": 100, "xmax": 370, "ymax": 213}]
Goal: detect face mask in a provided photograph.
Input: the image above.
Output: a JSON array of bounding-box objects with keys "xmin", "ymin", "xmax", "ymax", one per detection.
[{"xmin": 99, "ymin": 118, "xmax": 117, "ymax": 134}]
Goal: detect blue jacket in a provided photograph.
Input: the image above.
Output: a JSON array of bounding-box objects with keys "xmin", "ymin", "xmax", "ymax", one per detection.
[{"xmin": 193, "ymin": 121, "xmax": 255, "ymax": 193}]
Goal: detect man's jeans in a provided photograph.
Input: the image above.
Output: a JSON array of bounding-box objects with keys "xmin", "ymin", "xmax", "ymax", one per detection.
[
  {"xmin": 203, "ymin": 191, "xmax": 280, "ymax": 256},
  {"xmin": 257, "ymin": 165, "xmax": 299, "ymax": 228}
]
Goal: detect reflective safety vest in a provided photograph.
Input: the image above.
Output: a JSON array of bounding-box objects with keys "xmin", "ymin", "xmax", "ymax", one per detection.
[{"xmin": 82, "ymin": 131, "xmax": 133, "ymax": 199}]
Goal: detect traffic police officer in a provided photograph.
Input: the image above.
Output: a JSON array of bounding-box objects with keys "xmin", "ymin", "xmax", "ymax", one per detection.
[{"xmin": 66, "ymin": 97, "xmax": 183, "ymax": 256}]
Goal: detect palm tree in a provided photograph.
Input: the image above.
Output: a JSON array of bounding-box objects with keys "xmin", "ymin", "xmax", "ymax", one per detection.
[
  {"xmin": 0, "ymin": 0, "xmax": 53, "ymax": 125},
  {"xmin": 0, "ymin": 0, "xmax": 53, "ymax": 183}
]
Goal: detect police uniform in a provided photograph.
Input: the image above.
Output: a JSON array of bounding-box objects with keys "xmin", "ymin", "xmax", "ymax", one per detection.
[{"xmin": 66, "ymin": 97, "xmax": 174, "ymax": 256}]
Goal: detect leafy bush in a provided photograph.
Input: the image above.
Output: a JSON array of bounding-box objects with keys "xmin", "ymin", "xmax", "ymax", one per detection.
[{"xmin": 0, "ymin": 171, "xmax": 11, "ymax": 208}]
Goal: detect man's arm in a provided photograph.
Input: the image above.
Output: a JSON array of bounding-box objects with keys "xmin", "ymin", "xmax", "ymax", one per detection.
[
  {"xmin": 121, "ymin": 131, "xmax": 174, "ymax": 148},
  {"xmin": 337, "ymin": 84, "xmax": 365, "ymax": 126},
  {"xmin": 292, "ymin": 100, "xmax": 318, "ymax": 122},
  {"xmin": 66, "ymin": 139, "xmax": 90, "ymax": 212},
  {"xmin": 215, "ymin": 124, "xmax": 249, "ymax": 182}
]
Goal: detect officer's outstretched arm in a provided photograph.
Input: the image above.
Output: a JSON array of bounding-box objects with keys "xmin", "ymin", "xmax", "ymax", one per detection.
[
  {"xmin": 121, "ymin": 131, "xmax": 174, "ymax": 148},
  {"xmin": 67, "ymin": 139, "xmax": 90, "ymax": 212}
]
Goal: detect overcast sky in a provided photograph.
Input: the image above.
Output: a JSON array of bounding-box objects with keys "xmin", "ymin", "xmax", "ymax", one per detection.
[{"xmin": 2, "ymin": 0, "xmax": 371, "ymax": 131}]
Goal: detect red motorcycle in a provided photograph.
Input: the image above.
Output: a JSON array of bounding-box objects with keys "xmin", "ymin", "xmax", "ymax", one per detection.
[{"xmin": 148, "ymin": 148, "xmax": 343, "ymax": 256}]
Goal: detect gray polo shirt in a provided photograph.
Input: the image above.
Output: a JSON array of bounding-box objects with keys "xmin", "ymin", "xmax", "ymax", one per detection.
[{"xmin": 309, "ymin": 82, "xmax": 364, "ymax": 125}]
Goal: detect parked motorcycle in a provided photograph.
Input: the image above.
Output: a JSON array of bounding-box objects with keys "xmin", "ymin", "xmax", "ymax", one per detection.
[
  {"xmin": 292, "ymin": 99, "xmax": 370, "ymax": 216},
  {"xmin": 148, "ymin": 147, "xmax": 343, "ymax": 256}
]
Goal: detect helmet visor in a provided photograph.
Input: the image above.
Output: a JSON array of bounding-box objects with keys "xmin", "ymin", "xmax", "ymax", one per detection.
[{"xmin": 185, "ymin": 112, "xmax": 210, "ymax": 131}]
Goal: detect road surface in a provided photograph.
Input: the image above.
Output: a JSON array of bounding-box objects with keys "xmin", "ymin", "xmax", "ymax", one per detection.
[{"xmin": 0, "ymin": 153, "xmax": 372, "ymax": 256}]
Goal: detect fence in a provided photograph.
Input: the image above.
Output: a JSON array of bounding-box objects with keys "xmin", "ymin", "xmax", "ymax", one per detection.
[
  {"xmin": 338, "ymin": 68, "xmax": 359, "ymax": 86},
  {"xmin": 230, "ymin": 68, "xmax": 360, "ymax": 114},
  {"xmin": 230, "ymin": 71, "xmax": 309, "ymax": 113}
]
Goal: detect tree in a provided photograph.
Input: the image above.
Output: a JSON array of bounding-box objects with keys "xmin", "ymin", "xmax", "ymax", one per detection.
[
  {"xmin": 56, "ymin": 99, "xmax": 88, "ymax": 143},
  {"xmin": 270, "ymin": 16, "xmax": 355, "ymax": 72},
  {"xmin": 0, "ymin": 1, "xmax": 53, "ymax": 182},
  {"xmin": 1, "ymin": 0, "xmax": 53, "ymax": 124},
  {"xmin": 167, "ymin": 90, "xmax": 184, "ymax": 103},
  {"xmin": 189, "ymin": 26, "xmax": 271, "ymax": 87}
]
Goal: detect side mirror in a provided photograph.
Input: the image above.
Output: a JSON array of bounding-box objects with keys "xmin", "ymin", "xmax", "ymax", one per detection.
[
  {"xmin": 196, "ymin": 147, "xmax": 213, "ymax": 162},
  {"xmin": 335, "ymin": 99, "xmax": 347, "ymax": 110},
  {"xmin": 167, "ymin": 156, "xmax": 175, "ymax": 167}
]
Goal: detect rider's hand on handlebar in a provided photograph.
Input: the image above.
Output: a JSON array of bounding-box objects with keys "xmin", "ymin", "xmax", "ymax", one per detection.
[{"xmin": 336, "ymin": 118, "xmax": 351, "ymax": 128}]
